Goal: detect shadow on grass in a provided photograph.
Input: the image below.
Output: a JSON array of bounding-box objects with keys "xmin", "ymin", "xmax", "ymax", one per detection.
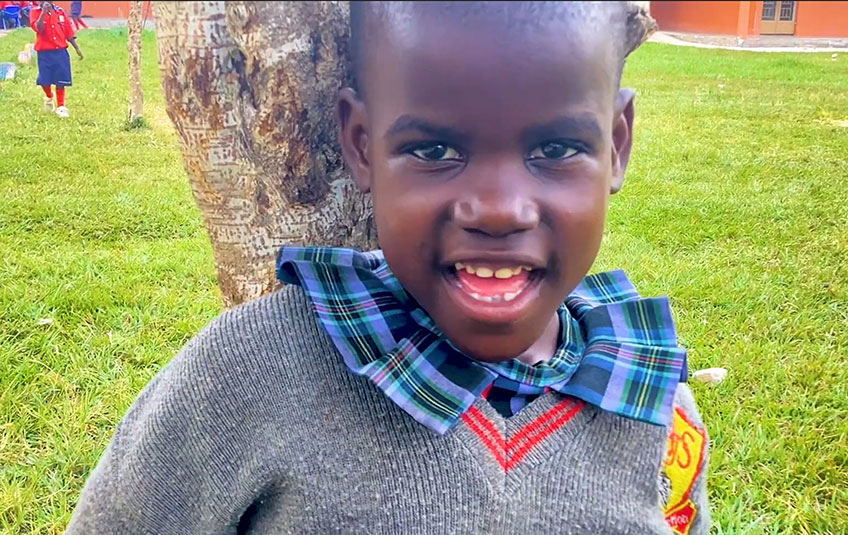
[{"xmin": 124, "ymin": 116, "xmax": 149, "ymax": 130}]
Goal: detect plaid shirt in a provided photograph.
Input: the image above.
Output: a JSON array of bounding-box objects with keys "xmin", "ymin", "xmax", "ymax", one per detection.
[{"xmin": 277, "ymin": 247, "xmax": 687, "ymax": 435}]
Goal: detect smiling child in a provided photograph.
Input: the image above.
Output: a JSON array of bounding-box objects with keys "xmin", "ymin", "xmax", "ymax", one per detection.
[{"xmin": 67, "ymin": 3, "xmax": 709, "ymax": 534}]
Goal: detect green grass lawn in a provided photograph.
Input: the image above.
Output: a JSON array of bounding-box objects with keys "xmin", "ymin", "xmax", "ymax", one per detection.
[{"xmin": 1, "ymin": 28, "xmax": 846, "ymax": 535}]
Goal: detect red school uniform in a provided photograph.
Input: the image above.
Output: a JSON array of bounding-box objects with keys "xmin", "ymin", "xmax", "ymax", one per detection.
[{"xmin": 29, "ymin": 5, "xmax": 75, "ymax": 51}]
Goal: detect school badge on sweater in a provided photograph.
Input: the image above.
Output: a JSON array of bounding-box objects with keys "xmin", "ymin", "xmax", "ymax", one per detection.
[{"xmin": 662, "ymin": 407, "xmax": 706, "ymax": 534}]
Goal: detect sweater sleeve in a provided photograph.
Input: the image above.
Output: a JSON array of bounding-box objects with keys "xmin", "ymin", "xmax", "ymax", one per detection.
[
  {"xmin": 66, "ymin": 308, "xmax": 286, "ymax": 535},
  {"xmin": 660, "ymin": 383, "xmax": 711, "ymax": 535},
  {"xmin": 29, "ymin": 6, "xmax": 41, "ymax": 32}
]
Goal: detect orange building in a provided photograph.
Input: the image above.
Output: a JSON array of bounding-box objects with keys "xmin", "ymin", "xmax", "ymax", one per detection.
[
  {"xmin": 51, "ymin": 1, "xmax": 153, "ymax": 20},
  {"xmin": 650, "ymin": 1, "xmax": 848, "ymax": 39}
]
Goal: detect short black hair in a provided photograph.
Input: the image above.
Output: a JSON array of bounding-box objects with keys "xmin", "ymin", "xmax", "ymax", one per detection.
[{"xmin": 349, "ymin": 1, "xmax": 656, "ymax": 96}]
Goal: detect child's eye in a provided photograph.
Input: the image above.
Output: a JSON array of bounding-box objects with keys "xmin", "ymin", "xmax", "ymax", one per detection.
[
  {"xmin": 527, "ymin": 141, "xmax": 580, "ymax": 161},
  {"xmin": 408, "ymin": 143, "xmax": 463, "ymax": 162}
]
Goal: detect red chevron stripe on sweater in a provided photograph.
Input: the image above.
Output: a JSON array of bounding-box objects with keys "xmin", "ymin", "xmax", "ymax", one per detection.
[{"xmin": 461, "ymin": 399, "xmax": 585, "ymax": 472}]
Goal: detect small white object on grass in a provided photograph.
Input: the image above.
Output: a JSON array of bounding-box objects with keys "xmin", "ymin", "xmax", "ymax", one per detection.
[
  {"xmin": 833, "ymin": 53, "xmax": 838, "ymax": 61},
  {"xmin": 692, "ymin": 367, "xmax": 728, "ymax": 384},
  {"xmin": 37, "ymin": 318, "xmax": 54, "ymax": 326},
  {"xmin": 18, "ymin": 50, "xmax": 31, "ymax": 64},
  {"xmin": 0, "ymin": 62, "xmax": 15, "ymax": 81}
]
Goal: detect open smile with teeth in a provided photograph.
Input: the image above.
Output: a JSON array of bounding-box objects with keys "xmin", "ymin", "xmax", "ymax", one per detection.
[{"xmin": 450, "ymin": 262, "xmax": 538, "ymax": 303}]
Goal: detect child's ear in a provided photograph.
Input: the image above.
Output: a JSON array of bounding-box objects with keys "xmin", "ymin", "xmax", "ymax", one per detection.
[
  {"xmin": 336, "ymin": 88, "xmax": 372, "ymax": 193},
  {"xmin": 610, "ymin": 88, "xmax": 636, "ymax": 194}
]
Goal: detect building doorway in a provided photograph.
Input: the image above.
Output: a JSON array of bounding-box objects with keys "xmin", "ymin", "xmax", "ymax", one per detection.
[{"xmin": 761, "ymin": 1, "xmax": 796, "ymax": 35}]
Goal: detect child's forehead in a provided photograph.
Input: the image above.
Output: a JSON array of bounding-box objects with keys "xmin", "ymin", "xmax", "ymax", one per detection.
[
  {"xmin": 378, "ymin": 3, "xmax": 616, "ymax": 52},
  {"xmin": 360, "ymin": 4, "xmax": 619, "ymax": 105},
  {"xmin": 372, "ymin": 1, "xmax": 618, "ymax": 31},
  {"xmin": 364, "ymin": 15, "xmax": 617, "ymax": 124}
]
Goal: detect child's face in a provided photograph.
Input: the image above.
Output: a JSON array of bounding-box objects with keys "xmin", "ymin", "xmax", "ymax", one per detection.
[{"xmin": 339, "ymin": 15, "xmax": 634, "ymax": 362}]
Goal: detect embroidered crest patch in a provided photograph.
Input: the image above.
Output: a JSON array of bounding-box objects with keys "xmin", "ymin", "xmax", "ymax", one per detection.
[{"xmin": 662, "ymin": 407, "xmax": 706, "ymax": 534}]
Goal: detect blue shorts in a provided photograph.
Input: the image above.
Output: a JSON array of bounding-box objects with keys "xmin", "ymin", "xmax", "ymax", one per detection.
[{"xmin": 36, "ymin": 48, "xmax": 72, "ymax": 88}]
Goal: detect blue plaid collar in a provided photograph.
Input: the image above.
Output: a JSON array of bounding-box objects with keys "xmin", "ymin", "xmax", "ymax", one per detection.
[{"xmin": 277, "ymin": 247, "xmax": 687, "ymax": 435}]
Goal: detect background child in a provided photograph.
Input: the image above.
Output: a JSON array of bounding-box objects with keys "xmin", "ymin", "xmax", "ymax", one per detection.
[
  {"xmin": 69, "ymin": 1, "xmax": 86, "ymax": 30},
  {"xmin": 66, "ymin": 2, "xmax": 709, "ymax": 534},
  {"xmin": 30, "ymin": 1, "xmax": 83, "ymax": 118}
]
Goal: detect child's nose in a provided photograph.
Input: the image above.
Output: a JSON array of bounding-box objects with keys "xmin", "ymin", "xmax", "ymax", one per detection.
[{"xmin": 451, "ymin": 171, "xmax": 540, "ymax": 238}]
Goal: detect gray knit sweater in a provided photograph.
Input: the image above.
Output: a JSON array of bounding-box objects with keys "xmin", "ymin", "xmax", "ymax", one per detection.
[{"xmin": 66, "ymin": 285, "xmax": 710, "ymax": 535}]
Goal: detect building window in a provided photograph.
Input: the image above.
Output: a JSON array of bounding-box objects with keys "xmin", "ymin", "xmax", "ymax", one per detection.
[
  {"xmin": 762, "ymin": 0, "xmax": 776, "ymax": 21},
  {"xmin": 779, "ymin": 1, "xmax": 795, "ymax": 21}
]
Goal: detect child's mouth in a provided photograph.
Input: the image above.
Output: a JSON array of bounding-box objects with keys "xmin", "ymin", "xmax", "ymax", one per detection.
[
  {"xmin": 449, "ymin": 262, "xmax": 536, "ymax": 303},
  {"xmin": 441, "ymin": 261, "xmax": 545, "ymax": 324}
]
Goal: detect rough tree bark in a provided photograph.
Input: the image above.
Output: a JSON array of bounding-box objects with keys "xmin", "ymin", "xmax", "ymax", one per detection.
[
  {"xmin": 153, "ymin": 1, "xmax": 375, "ymax": 307},
  {"xmin": 127, "ymin": 1, "xmax": 143, "ymax": 123}
]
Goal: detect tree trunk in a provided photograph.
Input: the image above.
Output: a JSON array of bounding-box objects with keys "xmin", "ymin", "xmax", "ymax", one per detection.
[
  {"xmin": 127, "ymin": 1, "xmax": 144, "ymax": 123},
  {"xmin": 153, "ymin": 1, "xmax": 374, "ymax": 308}
]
